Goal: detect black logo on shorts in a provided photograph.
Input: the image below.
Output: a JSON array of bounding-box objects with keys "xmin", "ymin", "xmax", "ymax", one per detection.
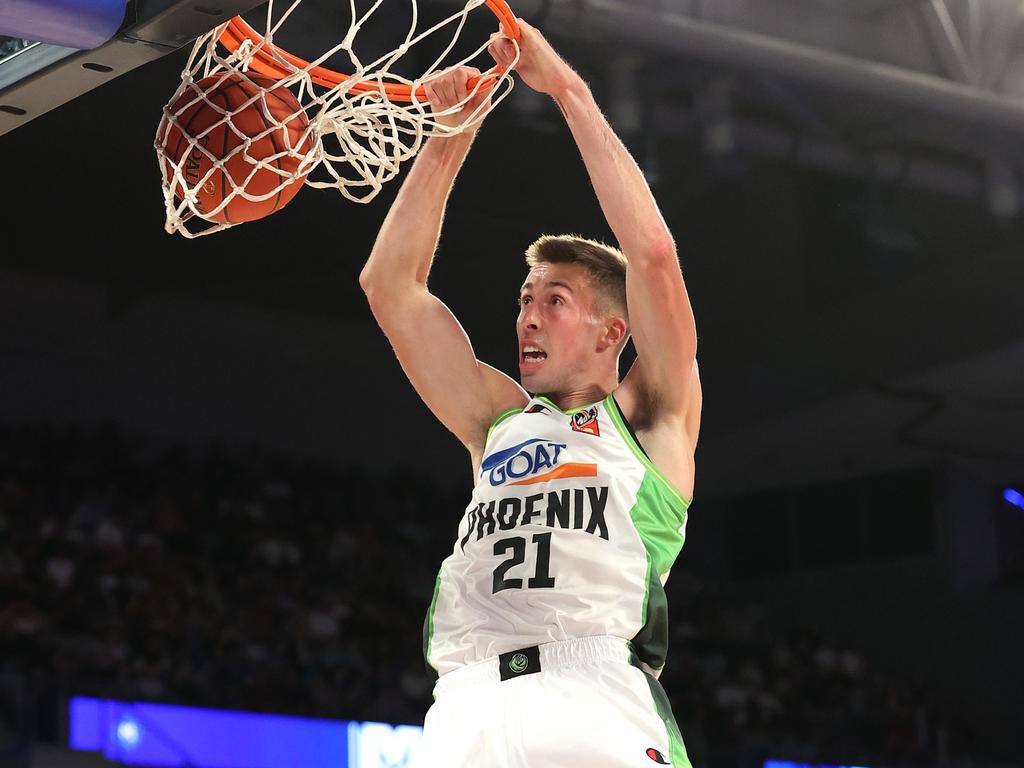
[
  {"xmin": 498, "ymin": 646, "xmax": 540, "ymax": 681},
  {"xmin": 646, "ymin": 747, "xmax": 671, "ymax": 764}
]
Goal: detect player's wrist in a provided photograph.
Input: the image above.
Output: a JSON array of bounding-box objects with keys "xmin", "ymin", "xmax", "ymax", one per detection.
[
  {"xmin": 551, "ymin": 67, "xmax": 587, "ymax": 96},
  {"xmin": 427, "ymin": 126, "xmax": 476, "ymax": 156},
  {"xmin": 550, "ymin": 74, "xmax": 591, "ymax": 117}
]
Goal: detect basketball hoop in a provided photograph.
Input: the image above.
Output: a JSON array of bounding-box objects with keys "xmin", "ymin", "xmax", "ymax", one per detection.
[{"xmin": 156, "ymin": 0, "xmax": 521, "ymax": 238}]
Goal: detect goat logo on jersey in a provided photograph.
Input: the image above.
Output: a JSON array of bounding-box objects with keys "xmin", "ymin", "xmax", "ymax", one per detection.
[
  {"xmin": 570, "ymin": 406, "xmax": 600, "ymax": 437},
  {"xmin": 481, "ymin": 438, "xmax": 597, "ymax": 487}
]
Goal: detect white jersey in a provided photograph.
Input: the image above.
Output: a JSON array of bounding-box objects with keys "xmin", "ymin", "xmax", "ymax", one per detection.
[{"xmin": 424, "ymin": 393, "xmax": 691, "ymax": 678}]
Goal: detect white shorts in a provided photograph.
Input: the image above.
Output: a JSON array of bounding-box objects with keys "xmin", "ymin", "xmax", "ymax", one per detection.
[{"xmin": 410, "ymin": 636, "xmax": 693, "ymax": 768}]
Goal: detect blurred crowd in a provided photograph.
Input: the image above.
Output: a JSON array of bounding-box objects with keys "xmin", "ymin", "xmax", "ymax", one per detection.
[{"xmin": 0, "ymin": 422, "xmax": 988, "ymax": 767}]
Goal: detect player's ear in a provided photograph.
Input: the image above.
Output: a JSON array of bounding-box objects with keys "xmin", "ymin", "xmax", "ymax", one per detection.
[{"xmin": 599, "ymin": 316, "xmax": 628, "ymax": 352}]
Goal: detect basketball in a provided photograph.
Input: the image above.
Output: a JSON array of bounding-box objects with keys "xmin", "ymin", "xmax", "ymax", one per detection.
[{"xmin": 158, "ymin": 73, "xmax": 314, "ymax": 225}]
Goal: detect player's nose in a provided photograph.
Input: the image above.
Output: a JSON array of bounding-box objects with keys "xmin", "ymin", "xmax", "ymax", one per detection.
[{"xmin": 518, "ymin": 304, "xmax": 541, "ymax": 331}]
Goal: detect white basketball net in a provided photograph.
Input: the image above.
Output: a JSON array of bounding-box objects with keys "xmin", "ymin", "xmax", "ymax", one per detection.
[{"xmin": 156, "ymin": 0, "xmax": 519, "ymax": 238}]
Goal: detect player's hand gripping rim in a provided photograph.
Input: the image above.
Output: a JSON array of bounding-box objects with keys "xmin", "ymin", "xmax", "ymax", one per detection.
[{"xmin": 424, "ymin": 66, "xmax": 493, "ymax": 133}]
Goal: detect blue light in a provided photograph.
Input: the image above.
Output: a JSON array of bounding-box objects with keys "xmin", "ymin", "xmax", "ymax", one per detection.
[
  {"xmin": 1003, "ymin": 488, "xmax": 1024, "ymax": 510},
  {"xmin": 349, "ymin": 721, "xmax": 423, "ymax": 768},
  {"xmin": 69, "ymin": 698, "xmax": 102, "ymax": 751},
  {"xmin": 765, "ymin": 762, "xmax": 870, "ymax": 768},
  {"xmin": 70, "ymin": 697, "xmax": 424, "ymax": 768},
  {"xmin": 116, "ymin": 715, "xmax": 142, "ymax": 751}
]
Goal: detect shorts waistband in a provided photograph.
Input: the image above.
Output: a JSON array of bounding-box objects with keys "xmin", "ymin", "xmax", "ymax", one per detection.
[{"xmin": 434, "ymin": 636, "xmax": 634, "ymax": 696}]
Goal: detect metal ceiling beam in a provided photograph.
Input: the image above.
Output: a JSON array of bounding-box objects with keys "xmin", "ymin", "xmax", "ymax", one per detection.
[
  {"xmin": 918, "ymin": 0, "xmax": 977, "ymax": 84},
  {"xmin": 550, "ymin": 0, "xmax": 1024, "ymax": 135},
  {"xmin": 978, "ymin": 0, "xmax": 1024, "ymax": 90}
]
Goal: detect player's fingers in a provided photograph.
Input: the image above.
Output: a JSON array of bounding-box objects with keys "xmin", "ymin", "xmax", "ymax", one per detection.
[
  {"xmin": 427, "ymin": 72, "xmax": 453, "ymax": 108},
  {"xmin": 441, "ymin": 75, "xmax": 458, "ymax": 107},
  {"xmin": 463, "ymin": 66, "xmax": 482, "ymax": 94},
  {"xmin": 453, "ymin": 67, "xmax": 469, "ymax": 101},
  {"xmin": 487, "ymin": 30, "xmax": 512, "ymax": 64},
  {"xmin": 488, "ymin": 40, "xmax": 511, "ymax": 68},
  {"xmin": 424, "ymin": 78, "xmax": 439, "ymax": 107},
  {"xmin": 503, "ymin": 39, "xmax": 518, "ymax": 65}
]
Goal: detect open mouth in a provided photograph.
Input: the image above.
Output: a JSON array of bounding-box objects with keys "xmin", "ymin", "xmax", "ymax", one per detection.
[{"xmin": 521, "ymin": 344, "xmax": 548, "ymax": 366}]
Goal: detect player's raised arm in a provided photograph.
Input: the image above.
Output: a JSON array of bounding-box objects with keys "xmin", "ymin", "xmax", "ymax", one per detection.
[
  {"xmin": 491, "ymin": 24, "xmax": 698, "ymax": 413},
  {"xmin": 359, "ymin": 67, "xmax": 528, "ymax": 456}
]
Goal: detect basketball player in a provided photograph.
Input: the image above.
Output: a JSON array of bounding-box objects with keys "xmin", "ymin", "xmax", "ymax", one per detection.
[{"xmin": 359, "ymin": 19, "xmax": 701, "ymax": 768}]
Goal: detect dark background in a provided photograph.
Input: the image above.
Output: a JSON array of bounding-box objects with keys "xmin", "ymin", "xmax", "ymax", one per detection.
[{"xmin": 2, "ymin": 0, "xmax": 1024, "ymax": 764}]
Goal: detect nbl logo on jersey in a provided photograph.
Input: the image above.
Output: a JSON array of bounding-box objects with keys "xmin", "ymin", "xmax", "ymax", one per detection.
[
  {"xmin": 481, "ymin": 438, "xmax": 597, "ymax": 487},
  {"xmin": 570, "ymin": 406, "xmax": 600, "ymax": 437}
]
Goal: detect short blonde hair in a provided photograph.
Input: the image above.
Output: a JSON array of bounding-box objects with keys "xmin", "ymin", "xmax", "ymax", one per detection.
[{"xmin": 524, "ymin": 234, "xmax": 628, "ymax": 320}]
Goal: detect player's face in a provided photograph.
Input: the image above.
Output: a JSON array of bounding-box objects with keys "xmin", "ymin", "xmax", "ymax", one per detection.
[{"xmin": 517, "ymin": 262, "xmax": 604, "ymax": 393}]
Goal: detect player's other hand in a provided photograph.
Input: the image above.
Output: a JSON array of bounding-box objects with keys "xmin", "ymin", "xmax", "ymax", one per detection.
[
  {"xmin": 489, "ymin": 19, "xmax": 579, "ymax": 98},
  {"xmin": 424, "ymin": 66, "xmax": 490, "ymax": 132}
]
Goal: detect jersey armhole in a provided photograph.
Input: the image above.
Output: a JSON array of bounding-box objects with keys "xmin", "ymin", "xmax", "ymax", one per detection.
[
  {"xmin": 611, "ymin": 394, "xmax": 652, "ymax": 462},
  {"xmin": 485, "ymin": 406, "xmax": 524, "ymax": 444},
  {"xmin": 607, "ymin": 394, "xmax": 692, "ymax": 510}
]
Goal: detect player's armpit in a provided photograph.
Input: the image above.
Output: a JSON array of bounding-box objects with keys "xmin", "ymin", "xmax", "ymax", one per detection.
[{"xmin": 364, "ymin": 284, "xmax": 528, "ymax": 451}]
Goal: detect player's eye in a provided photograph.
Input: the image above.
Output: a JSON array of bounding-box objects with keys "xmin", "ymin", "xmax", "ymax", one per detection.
[
  {"xmin": 519, "ymin": 295, "xmax": 532, "ymax": 306},
  {"xmin": 550, "ymin": 295, "xmax": 564, "ymax": 305}
]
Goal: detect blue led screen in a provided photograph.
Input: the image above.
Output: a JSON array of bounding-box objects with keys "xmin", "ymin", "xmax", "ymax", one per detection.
[
  {"xmin": 70, "ymin": 697, "xmax": 424, "ymax": 768},
  {"xmin": 764, "ymin": 761, "xmax": 871, "ymax": 768}
]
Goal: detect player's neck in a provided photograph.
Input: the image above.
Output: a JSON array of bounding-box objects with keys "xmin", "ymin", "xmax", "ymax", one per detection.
[{"xmin": 540, "ymin": 376, "xmax": 618, "ymax": 412}]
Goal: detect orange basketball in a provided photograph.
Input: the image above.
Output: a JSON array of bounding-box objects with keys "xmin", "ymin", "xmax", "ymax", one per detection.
[{"xmin": 159, "ymin": 73, "xmax": 314, "ymax": 225}]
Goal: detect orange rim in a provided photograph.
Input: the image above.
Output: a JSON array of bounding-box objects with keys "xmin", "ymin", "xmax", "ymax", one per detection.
[{"xmin": 218, "ymin": 1, "xmax": 520, "ymax": 101}]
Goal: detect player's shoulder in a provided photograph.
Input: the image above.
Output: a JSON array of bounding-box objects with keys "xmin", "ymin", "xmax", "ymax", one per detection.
[{"xmin": 465, "ymin": 367, "xmax": 530, "ymax": 469}]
